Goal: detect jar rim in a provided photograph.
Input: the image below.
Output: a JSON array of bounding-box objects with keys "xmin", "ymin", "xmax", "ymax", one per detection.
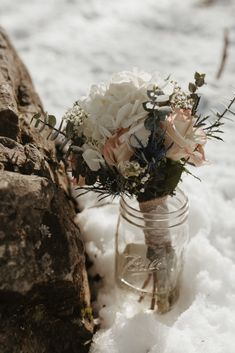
[{"xmin": 120, "ymin": 188, "xmax": 188, "ymax": 218}]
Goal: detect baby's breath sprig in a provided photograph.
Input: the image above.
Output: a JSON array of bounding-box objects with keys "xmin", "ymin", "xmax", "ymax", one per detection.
[
  {"xmin": 62, "ymin": 101, "xmax": 87, "ymax": 139},
  {"xmin": 170, "ymin": 81, "xmax": 194, "ymax": 110}
]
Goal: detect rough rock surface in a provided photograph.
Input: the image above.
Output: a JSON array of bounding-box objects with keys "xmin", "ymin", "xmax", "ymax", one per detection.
[{"xmin": 0, "ymin": 27, "xmax": 93, "ymax": 353}]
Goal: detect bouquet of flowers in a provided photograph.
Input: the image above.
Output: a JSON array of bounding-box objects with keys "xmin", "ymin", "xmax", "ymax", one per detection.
[
  {"xmin": 32, "ymin": 69, "xmax": 234, "ymax": 312},
  {"xmin": 61, "ymin": 70, "xmax": 225, "ymax": 198}
]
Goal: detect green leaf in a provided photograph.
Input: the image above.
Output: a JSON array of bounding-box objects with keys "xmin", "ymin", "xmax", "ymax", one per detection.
[
  {"xmin": 70, "ymin": 145, "xmax": 82, "ymax": 153},
  {"xmin": 207, "ymin": 135, "xmax": 224, "ymax": 141},
  {"xmin": 196, "ymin": 78, "xmax": 205, "ymax": 87},
  {"xmin": 188, "ymin": 82, "xmax": 197, "ymax": 93},
  {"xmin": 156, "ymin": 106, "xmax": 172, "ymax": 121},
  {"xmin": 47, "ymin": 115, "xmax": 57, "ymax": 127},
  {"xmin": 164, "ymin": 159, "xmax": 184, "ymax": 194},
  {"xmin": 194, "ymin": 72, "xmax": 206, "ymax": 87},
  {"xmin": 145, "ymin": 116, "xmax": 155, "ymax": 131},
  {"xmin": 31, "ymin": 113, "xmax": 41, "ymax": 126},
  {"xmin": 34, "ymin": 118, "xmax": 41, "ymax": 128},
  {"xmin": 143, "ymin": 101, "xmax": 158, "ymax": 112},
  {"xmin": 194, "ymin": 72, "xmax": 202, "ymax": 80},
  {"xmin": 164, "ymin": 74, "xmax": 171, "ymax": 81}
]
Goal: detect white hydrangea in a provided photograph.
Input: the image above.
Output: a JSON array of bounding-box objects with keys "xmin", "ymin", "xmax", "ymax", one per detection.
[
  {"xmin": 79, "ymin": 69, "xmax": 162, "ymax": 147},
  {"xmin": 74, "ymin": 70, "xmax": 170, "ymax": 172}
]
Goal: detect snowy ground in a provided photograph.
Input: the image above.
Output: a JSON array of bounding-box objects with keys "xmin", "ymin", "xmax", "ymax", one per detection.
[{"xmin": 1, "ymin": 1, "xmax": 235, "ymax": 352}]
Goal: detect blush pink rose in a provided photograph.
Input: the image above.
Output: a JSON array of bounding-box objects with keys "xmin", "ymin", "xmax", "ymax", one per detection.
[
  {"xmin": 163, "ymin": 108, "xmax": 207, "ymax": 166},
  {"xmin": 102, "ymin": 128, "xmax": 133, "ymax": 166}
]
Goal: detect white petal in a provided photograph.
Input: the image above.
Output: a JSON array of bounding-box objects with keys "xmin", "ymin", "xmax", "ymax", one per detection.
[
  {"xmin": 123, "ymin": 122, "xmax": 151, "ymax": 148},
  {"xmin": 156, "ymin": 95, "xmax": 170, "ymax": 103},
  {"xmin": 116, "ymin": 103, "xmax": 133, "ymax": 127},
  {"xmin": 121, "ymin": 111, "xmax": 147, "ymax": 129},
  {"xmin": 82, "ymin": 149, "xmax": 102, "ymax": 171}
]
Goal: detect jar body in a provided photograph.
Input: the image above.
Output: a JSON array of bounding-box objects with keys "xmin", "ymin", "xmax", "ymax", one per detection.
[{"xmin": 115, "ymin": 188, "xmax": 189, "ymax": 313}]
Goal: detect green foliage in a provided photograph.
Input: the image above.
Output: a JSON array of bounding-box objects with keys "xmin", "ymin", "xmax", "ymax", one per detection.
[
  {"xmin": 195, "ymin": 95, "xmax": 235, "ymax": 140},
  {"xmin": 30, "ymin": 112, "xmax": 71, "ymax": 152},
  {"xmin": 32, "ymin": 113, "xmax": 41, "ymax": 128},
  {"xmin": 188, "ymin": 82, "xmax": 197, "ymax": 93},
  {"xmin": 194, "ymin": 72, "xmax": 206, "ymax": 87},
  {"xmin": 31, "ymin": 113, "xmax": 57, "ymax": 132},
  {"xmin": 188, "ymin": 72, "xmax": 206, "ymax": 93},
  {"xmin": 47, "ymin": 115, "xmax": 57, "ymax": 127},
  {"xmin": 143, "ymin": 86, "xmax": 172, "ymax": 134},
  {"xmin": 137, "ymin": 159, "xmax": 184, "ymax": 202},
  {"xmin": 30, "ymin": 74, "xmax": 234, "ymax": 205}
]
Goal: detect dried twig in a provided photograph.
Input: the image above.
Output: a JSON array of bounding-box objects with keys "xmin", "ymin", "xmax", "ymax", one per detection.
[
  {"xmin": 200, "ymin": 0, "xmax": 216, "ymax": 6},
  {"xmin": 138, "ymin": 274, "xmax": 152, "ymax": 303},
  {"xmin": 216, "ymin": 28, "xmax": 229, "ymax": 80}
]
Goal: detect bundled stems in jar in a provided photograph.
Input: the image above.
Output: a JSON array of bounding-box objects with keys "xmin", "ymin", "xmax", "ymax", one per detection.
[{"xmin": 139, "ymin": 196, "xmax": 178, "ymax": 313}]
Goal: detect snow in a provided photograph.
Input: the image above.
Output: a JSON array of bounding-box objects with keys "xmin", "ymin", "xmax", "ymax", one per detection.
[{"xmin": 1, "ymin": 0, "xmax": 235, "ymax": 352}]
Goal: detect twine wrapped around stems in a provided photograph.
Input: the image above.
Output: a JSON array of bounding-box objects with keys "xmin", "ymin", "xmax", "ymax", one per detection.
[
  {"xmin": 139, "ymin": 196, "xmax": 169, "ymax": 246},
  {"xmin": 139, "ymin": 196, "xmax": 177, "ymax": 313}
]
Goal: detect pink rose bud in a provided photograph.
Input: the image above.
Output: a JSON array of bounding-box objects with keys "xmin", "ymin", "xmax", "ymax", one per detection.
[{"xmin": 163, "ymin": 108, "xmax": 207, "ymax": 166}]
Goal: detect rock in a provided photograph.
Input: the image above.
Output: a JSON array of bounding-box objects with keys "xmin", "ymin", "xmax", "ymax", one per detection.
[{"xmin": 0, "ymin": 28, "xmax": 93, "ymax": 353}]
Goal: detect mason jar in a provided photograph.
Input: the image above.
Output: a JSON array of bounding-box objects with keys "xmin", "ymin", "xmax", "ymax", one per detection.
[{"xmin": 115, "ymin": 188, "xmax": 189, "ymax": 314}]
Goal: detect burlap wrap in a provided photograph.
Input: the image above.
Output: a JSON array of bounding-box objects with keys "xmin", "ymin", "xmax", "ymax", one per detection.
[{"xmin": 139, "ymin": 196, "xmax": 170, "ymax": 253}]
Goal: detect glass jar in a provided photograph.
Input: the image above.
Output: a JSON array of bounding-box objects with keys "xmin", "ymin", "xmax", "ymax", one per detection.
[{"xmin": 115, "ymin": 188, "xmax": 189, "ymax": 314}]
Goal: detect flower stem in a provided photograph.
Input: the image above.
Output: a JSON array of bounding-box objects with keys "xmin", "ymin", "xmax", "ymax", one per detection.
[
  {"xmin": 150, "ymin": 272, "xmax": 157, "ymax": 310},
  {"xmin": 138, "ymin": 274, "xmax": 152, "ymax": 303}
]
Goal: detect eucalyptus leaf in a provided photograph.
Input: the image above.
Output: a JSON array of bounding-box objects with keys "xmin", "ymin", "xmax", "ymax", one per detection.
[
  {"xmin": 47, "ymin": 114, "xmax": 57, "ymax": 127},
  {"xmin": 51, "ymin": 119, "xmax": 64, "ymax": 141},
  {"xmin": 143, "ymin": 101, "xmax": 158, "ymax": 112},
  {"xmin": 31, "ymin": 113, "xmax": 41, "ymax": 126},
  {"xmin": 60, "ymin": 137, "xmax": 71, "ymax": 150},
  {"xmin": 34, "ymin": 118, "xmax": 41, "ymax": 128},
  {"xmin": 38, "ymin": 115, "xmax": 48, "ymax": 133},
  {"xmin": 144, "ymin": 115, "xmax": 155, "ymax": 131},
  {"xmin": 156, "ymin": 106, "xmax": 172, "ymax": 120},
  {"xmin": 70, "ymin": 145, "xmax": 83, "ymax": 152}
]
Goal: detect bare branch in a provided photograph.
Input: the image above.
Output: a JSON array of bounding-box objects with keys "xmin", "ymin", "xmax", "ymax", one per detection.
[{"xmin": 216, "ymin": 28, "xmax": 229, "ymax": 80}]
